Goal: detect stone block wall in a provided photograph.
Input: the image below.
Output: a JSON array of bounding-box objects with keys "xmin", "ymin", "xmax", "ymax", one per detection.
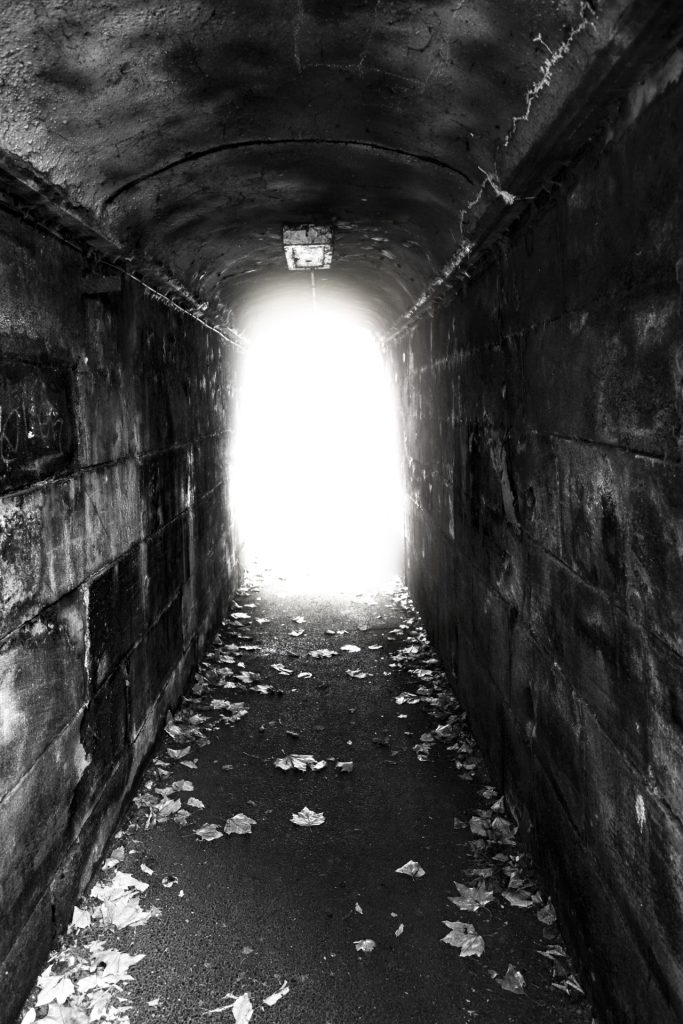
[
  {"xmin": 0, "ymin": 209, "xmax": 239, "ymax": 1023},
  {"xmin": 392, "ymin": 69, "xmax": 683, "ymax": 1023}
]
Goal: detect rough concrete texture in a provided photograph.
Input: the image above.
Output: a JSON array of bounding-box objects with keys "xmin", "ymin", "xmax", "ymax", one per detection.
[
  {"xmin": 0, "ymin": 1, "xmax": 679, "ymax": 329},
  {"xmin": 0, "ymin": 206, "xmax": 239, "ymax": 1024},
  {"xmin": 16, "ymin": 574, "xmax": 594, "ymax": 1024},
  {"xmin": 390, "ymin": 64, "xmax": 683, "ymax": 1024}
]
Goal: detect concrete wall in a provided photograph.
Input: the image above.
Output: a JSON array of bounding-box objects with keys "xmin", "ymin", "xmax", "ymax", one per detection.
[
  {"xmin": 0, "ymin": 210, "xmax": 239, "ymax": 1022},
  {"xmin": 392, "ymin": 67, "xmax": 683, "ymax": 1023}
]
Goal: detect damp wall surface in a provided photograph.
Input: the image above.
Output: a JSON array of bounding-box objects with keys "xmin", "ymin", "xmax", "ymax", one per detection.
[
  {"xmin": 392, "ymin": 69, "xmax": 683, "ymax": 1023},
  {"xmin": 0, "ymin": 210, "xmax": 239, "ymax": 1024}
]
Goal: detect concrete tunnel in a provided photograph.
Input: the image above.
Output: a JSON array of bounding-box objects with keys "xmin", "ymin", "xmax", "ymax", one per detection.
[{"xmin": 1, "ymin": 2, "xmax": 683, "ymax": 1022}]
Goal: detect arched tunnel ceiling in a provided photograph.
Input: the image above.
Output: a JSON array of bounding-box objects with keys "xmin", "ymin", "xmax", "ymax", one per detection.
[{"xmin": 0, "ymin": 0, "xmax": 656, "ymax": 332}]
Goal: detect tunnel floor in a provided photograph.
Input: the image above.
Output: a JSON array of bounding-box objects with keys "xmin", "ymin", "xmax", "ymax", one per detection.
[{"xmin": 22, "ymin": 570, "xmax": 594, "ymax": 1024}]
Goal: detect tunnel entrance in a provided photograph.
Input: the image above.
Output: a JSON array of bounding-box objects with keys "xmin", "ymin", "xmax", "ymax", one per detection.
[{"xmin": 232, "ymin": 301, "xmax": 404, "ymax": 591}]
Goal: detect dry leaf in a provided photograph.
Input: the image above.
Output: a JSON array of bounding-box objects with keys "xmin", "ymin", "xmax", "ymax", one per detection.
[
  {"xmin": 188, "ymin": 797, "xmax": 205, "ymax": 809},
  {"xmin": 448, "ymin": 881, "xmax": 494, "ymax": 912},
  {"xmin": 274, "ymin": 754, "xmax": 323, "ymax": 772},
  {"xmin": 36, "ymin": 976, "xmax": 75, "ymax": 1007},
  {"xmin": 263, "ymin": 982, "xmax": 289, "ymax": 1006},
  {"xmin": 194, "ymin": 823, "xmax": 224, "ymax": 842},
  {"xmin": 71, "ymin": 906, "xmax": 91, "ymax": 930},
  {"xmin": 167, "ymin": 746, "xmax": 191, "ymax": 760},
  {"xmin": 291, "ymin": 806, "xmax": 325, "ymax": 826},
  {"xmin": 336, "ymin": 761, "xmax": 354, "ymax": 772},
  {"xmin": 353, "ymin": 939, "xmax": 376, "ymax": 953},
  {"xmin": 340, "ymin": 644, "xmax": 361, "ymax": 653},
  {"xmin": 395, "ymin": 860, "xmax": 425, "ymax": 879},
  {"xmin": 395, "ymin": 923, "xmax": 404, "ymax": 937},
  {"xmin": 224, "ymin": 814, "xmax": 256, "ymax": 835},
  {"xmin": 496, "ymin": 964, "xmax": 526, "ymax": 994}
]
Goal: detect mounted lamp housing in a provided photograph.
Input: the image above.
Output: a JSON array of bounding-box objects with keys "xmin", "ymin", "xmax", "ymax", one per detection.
[{"xmin": 283, "ymin": 224, "xmax": 334, "ymax": 271}]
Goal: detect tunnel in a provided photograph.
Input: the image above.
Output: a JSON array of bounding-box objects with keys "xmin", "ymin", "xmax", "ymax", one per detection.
[{"xmin": 1, "ymin": 2, "xmax": 683, "ymax": 1022}]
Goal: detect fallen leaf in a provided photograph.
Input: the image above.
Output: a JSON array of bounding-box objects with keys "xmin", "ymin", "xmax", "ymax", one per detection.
[
  {"xmin": 162, "ymin": 875, "xmax": 178, "ymax": 887},
  {"xmin": 448, "ymin": 881, "xmax": 495, "ymax": 912},
  {"xmin": 395, "ymin": 860, "xmax": 425, "ymax": 879},
  {"xmin": 167, "ymin": 746, "xmax": 192, "ymax": 760},
  {"xmin": 187, "ymin": 797, "xmax": 205, "ymax": 809},
  {"xmin": 71, "ymin": 906, "xmax": 91, "ymax": 930},
  {"xmin": 346, "ymin": 669, "xmax": 369, "ymax": 679},
  {"xmin": 274, "ymin": 753, "xmax": 323, "ymax": 772},
  {"xmin": 395, "ymin": 923, "xmax": 404, "ymax": 937},
  {"xmin": 263, "ymin": 982, "xmax": 289, "ymax": 1006},
  {"xmin": 172, "ymin": 780, "xmax": 194, "ymax": 792},
  {"xmin": 43, "ymin": 1004, "xmax": 88, "ymax": 1023},
  {"xmin": 224, "ymin": 813, "xmax": 257, "ymax": 835},
  {"xmin": 340, "ymin": 644, "xmax": 361, "ymax": 653},
  {"xmin": 309, "ymin": 649, "xmax": 338, "ymax": 659},
  {"xmin": 297, "ymin": 671, "xmax": 313, "ymax": 679},
  {"xmin": 355, "ymin": 902, "xmax": 363, "ymax": 914},
  {"xmin": 271, "ymin": 663, "xmax": 293, "ymax": 676},
  {"xmin": 353, "ymin": 939, "xmax": 376, "ymax": 953},
  {"xmin": 537, "ymin": 901, "xmax": 557, "ymax": 926},
  {"xmin": 336, "ymin": 761, "xmax": 354, "ymax": 772},
  {"xmin": 291, "ymin": 806, "xmax": 325, "ymax": 827},
  {"xmin": 20, "ymin": 1011, "xmax": 36, "ymax": 1024},
  {"xmin": 504, "ymin": 890, "xmax": 535, "ymax": 909},
  {"xmin": 289, "ymin": 630, "xmax": 305, "ymax": 637},
  {"xmin": 231, "ymin": 992, "xmax": 254, "ymax": 1022},
  {"xmin": 194, "ymin": 823, "xmax": 224, "ymax": 842},
  {"xmin": 36, "ymin": 976, "xmax": 75, "ymax": 1007},
  {"xmin": 496, "ymin": 964, "xmax": 526, "ymax": 994}
]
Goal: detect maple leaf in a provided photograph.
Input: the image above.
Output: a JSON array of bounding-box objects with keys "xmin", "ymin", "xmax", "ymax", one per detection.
[
  {"xmin": 448, "ymin": 881, "xmax": 495, "ymax": 912},
  {"xmin": 441, "ymin": 921, "xmax": 485, "ymax": 957},
  {"xmin": 504, "ymin": 890, "xmax": 535, "ymax": 909},
  {"xmin": 172, "ymin": 779, "xmax": 194, "ymax": 792},
  {"xmin": 36, "ymin": 976, "xmax": 75, "ymax": 1007},
  {"xmin": 496, "ymin": 964, "xmax": 526, "ymax": 994},
  {"xmin": 395, "ymin": 860, "xmax": 426, "ymax": 879},
  {"xmin": 275, "ymin": 754, "xmax": 321, "ymax": 772},
  {"xmin": 194, "ymin": 823, "xmax": 224, "ymax": 842},
  {"xmin": 224, "ymin": 814, "xmax": 256, "ymax": 835},
  {"xmin": 167, "ymin": 746, "xmax": 192, "ymax": 760},
  {"xmin": 291, "ymin": 806, "xmax": 325, "ymax": 826}
]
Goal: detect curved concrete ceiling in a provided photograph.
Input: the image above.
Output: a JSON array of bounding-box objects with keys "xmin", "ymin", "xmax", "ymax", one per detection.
[{"xmin": 0, "ymin": 0, "xmax": 656, "ymax": 331}]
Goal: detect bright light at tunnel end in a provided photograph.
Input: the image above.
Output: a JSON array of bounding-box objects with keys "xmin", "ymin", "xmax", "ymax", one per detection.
[{"xmin": 231, "ymin": 299, "xmax": 405, "ymax": 593}]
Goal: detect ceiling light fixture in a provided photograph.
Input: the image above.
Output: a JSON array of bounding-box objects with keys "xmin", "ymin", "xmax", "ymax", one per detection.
[{"xmin": 282, "ymin": 224, "xmax": 333, "ymax": 271}]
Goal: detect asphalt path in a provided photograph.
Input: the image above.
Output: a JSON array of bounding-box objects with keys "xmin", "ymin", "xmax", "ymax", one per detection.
[{"xmin": 29, "ymin": 571, "xmax": 594, "ymax": 1024}]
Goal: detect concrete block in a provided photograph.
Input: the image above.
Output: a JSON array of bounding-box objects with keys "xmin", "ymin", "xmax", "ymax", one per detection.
[
  {"xmin": 0, "ymin": 590, "xmax": 86, "ymax": 802},
  {"xmin": 0, "ymin": 359, "xmax": 76, "ymax": 494},
  {"xmin": 88, "ymin": 546, "xmax": 144, "ymax": 689}
]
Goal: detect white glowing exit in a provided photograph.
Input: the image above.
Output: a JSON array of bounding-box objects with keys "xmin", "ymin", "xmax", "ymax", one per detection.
[{"xmin": 232, "ymin": 302, "xmax": 404, "ymax": 590}]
